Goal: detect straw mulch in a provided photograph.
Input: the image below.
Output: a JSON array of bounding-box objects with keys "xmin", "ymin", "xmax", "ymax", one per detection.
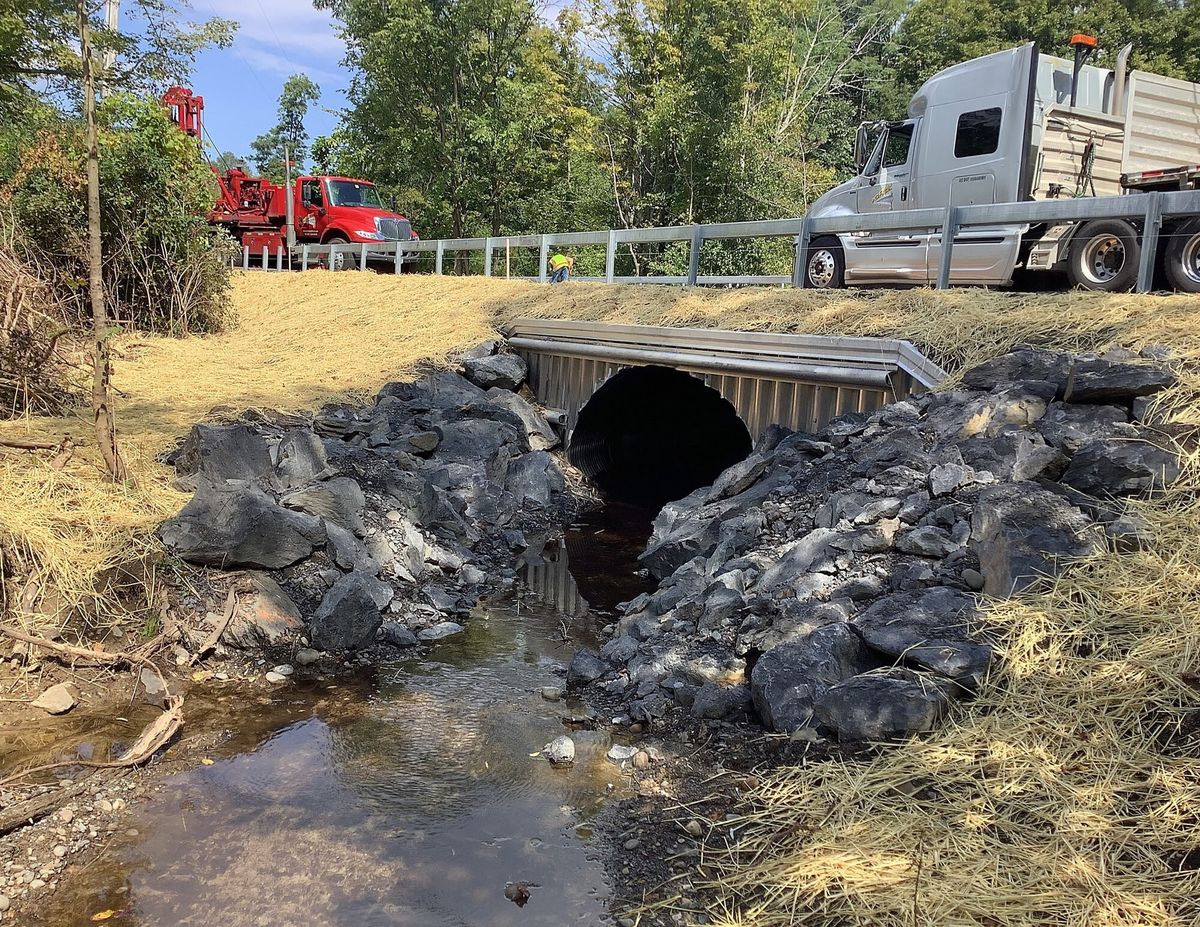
[{"xmin": 1, "ymin": 274, "xmax": 1198, "ymax": 925}]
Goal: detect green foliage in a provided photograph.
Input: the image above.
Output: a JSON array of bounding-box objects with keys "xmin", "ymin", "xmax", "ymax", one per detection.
[
  {"xmin": 1, "ymin": 94, "xmax": 234, "ymax": 334},
  {"xmin": 251, "ymin": 74, "xmax": 321, "ymax": 182}
]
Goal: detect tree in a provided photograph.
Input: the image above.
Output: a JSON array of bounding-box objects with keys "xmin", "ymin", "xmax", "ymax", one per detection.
[
  {"xmin": 210, "ymin": 150, "xmax": 246, "ymax": 172},
  {"xmin": 78, "ymin": 0, "xmax": 127, "ymax": 482},
  {"xmin": 251, "ymin": 74, "xmax": 321, "ymax": 182}
]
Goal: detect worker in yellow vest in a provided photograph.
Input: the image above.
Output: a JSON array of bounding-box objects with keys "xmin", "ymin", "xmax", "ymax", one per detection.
[{"xmin": 548, "ymin": 251, "xmax": 575, "ymax": 283}]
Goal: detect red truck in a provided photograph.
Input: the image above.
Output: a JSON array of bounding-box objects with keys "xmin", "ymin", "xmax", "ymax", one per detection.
[{"xmin": 163, "ymin": 87, "xmax": 417, "ymax": 269}]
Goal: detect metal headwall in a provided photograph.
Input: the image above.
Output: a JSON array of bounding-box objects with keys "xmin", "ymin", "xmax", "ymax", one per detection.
[{"xmin": 506, "ymin": 319, "xmax": 948, "ymax": 443}]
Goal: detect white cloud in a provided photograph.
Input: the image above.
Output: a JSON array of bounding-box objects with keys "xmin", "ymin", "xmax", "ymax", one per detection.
[{"xmin": 192, "ymin": 0, "xmax": 344, "ymax": 64}]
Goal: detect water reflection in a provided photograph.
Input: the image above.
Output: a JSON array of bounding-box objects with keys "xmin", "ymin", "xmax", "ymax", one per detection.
[{"xmin": 32, "ymin": 507, "xmax": 654, "ymax": 927}]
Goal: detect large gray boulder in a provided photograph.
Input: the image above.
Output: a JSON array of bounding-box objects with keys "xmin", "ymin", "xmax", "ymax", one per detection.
[
  {"xmin": 960, "ymin": 347, "xmax": 1071, "ymax": 393},
  {"xmin": 853, "ymin": 588, "xmax": 992, "ymax": 687},
  {"xmin": 172, "ymin": 424, "xmax": 272, "ymax": 486},
  {"xmin": 756, "ymin": 528, "xmax": 839, "ymax": 593},
  {"xmin": 750, "ymin": 624, "xmax": 874, "ymax": 732},
  {"xmin": 463, "ymin": 353, "xmax": 527, "ymax": 391},
  {"xmin": 377, "ymin": 371, "xmax": 486, "ymax": 410},
  {"xmin": 970, "ymin": 482, "xmax": 1099, "ymax": 597},
  {"xmin": 282, "ymin": 476, "xmax": 367, "ymax": 536},
  {"xmin": 567, "ymin": 649, "xmax": 608, "ymax": 687},
  {"xmin": 504, "ymin": 451, "xmax": 565, "ymax": 510},
  {"xmin": 485, "ymin": 388, "xmax": 558, "ymax": 451},
  {"xmin": 1063, "ymin": 359, "xmax": 1175, "ymax": 402},
  {"xmin": 159, "ymin": 483, "xmax": 326, "ymax": 569},
  {"xmin": 272, "ymin": 429, "xmax": 330, "ymax": 490},
  {"xmin": 1036, "ymin": 403, "xmax": 1131, "ymax": 455},
  {"xmin": 814, "ymin": 668, "xmax": 950, "ymax": 741},
  {"xmin": 1060, "ymin": 437, "xmax": 1179, "ymax": 497},
  {"xmin": 309, "ymin": 571, "xmax": 393, "ymax": 651}
]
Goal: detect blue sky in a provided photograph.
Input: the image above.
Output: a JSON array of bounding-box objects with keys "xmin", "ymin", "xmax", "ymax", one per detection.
[{"xmin": 184, "ymin": 0, "xmax": 347, "ymax": 161}]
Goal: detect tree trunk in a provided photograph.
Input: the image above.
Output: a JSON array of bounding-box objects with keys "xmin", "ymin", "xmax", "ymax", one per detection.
[{"xmin": 78, "ymin": 1, "xmax": 129, "ymax": 483}]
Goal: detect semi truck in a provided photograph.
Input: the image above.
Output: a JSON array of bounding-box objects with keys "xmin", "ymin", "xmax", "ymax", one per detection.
[
  {"xmin": 163, "ymin": 87, "xmax": 417, "ymax": 269},
  {"xmin": 800, "ymin": 37, "xmax": 1200, "ymax": 292}
]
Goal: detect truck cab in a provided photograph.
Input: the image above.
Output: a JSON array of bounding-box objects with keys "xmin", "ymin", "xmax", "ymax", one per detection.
[
  {"xmin": 801, "ymin": 40, "xmax": 1200, "ymax": 292},
  {"xmin": 294, "ymin": 176, "xmax": 414, "ymax": 247}
]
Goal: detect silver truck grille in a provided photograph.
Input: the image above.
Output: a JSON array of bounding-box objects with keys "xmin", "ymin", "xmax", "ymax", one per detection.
[{"xmin": 376, "ymin": 217, "xmax": 412, "ymax": 241}]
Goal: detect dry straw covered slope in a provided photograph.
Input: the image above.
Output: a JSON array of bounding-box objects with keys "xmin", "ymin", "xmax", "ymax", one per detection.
[{"xmin": 1, "ymin": 274, "xmax": 1199, "ymax": 926}]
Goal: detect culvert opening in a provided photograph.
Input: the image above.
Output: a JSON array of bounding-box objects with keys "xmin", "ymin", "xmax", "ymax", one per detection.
[{"xmin": 568, "ymin": 365, "xmax": 753, "ymax": 508}]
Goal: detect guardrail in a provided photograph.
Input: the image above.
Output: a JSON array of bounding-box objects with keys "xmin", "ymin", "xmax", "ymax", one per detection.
[{"xmin": 235, "ymin": 188, "xmax": 1200, "ymax": 293}]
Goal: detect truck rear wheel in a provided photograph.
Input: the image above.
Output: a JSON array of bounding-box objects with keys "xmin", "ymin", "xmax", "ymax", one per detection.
[
  {"xmin": 1164, "ymin": 219, "xmax": 1200, "ymax": 294},
  {"xmin": 1067, "ymin": 219, "xmax": 1140, "ymax": 292},
  {"xmin": 802, "ymin": 238, "xmax": 845, "ymax": 289}
]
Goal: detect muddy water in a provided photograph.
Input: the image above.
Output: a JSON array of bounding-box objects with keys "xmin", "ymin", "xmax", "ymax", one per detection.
[{"xmin": 32, "ymin": 508, "xmax": 655, "ymax": 927}]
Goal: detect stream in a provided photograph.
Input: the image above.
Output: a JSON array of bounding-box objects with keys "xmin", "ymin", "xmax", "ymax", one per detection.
[{"xmin": 31, "ymin": 506, "xmax": 655, "ymax": 927}]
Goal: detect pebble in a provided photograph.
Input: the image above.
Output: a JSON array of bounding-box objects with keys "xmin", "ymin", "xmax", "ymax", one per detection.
[
  {"xmin": 58, "ymin": 809, "xmax": 73, "ymax": 824},
  {"xmin": 94, "ymin": 799, "xmax": 113, "ymax": 814},
  {"xmin": 546, "ymin": 735, "xmax": 576, "ymax": 766},
  {"xmin": 295, "ymin": 648, "xmax": 321, "ymax": 667},
  {"xmin": 0, "ymin": 895, "xmax": 9, "ymax": 912},
  {"xmin": 632, "ymin": 751, "xmax": 651, "ymax": 769},
  {"xmin": 540, "ymin": 686, "xmax": 562, "ymax": 701},
  {"xmin": 271, "ymin": 664, "xmax": 295, "ymax": 677},
  {"xmin": 29, "ymin": 879, "xmax": 44, "ymax": 890},
  {"xmin": 606, "ymin": 744, "xmax": 637, "ymax": 763},
  {"xmin": 31, "ymin": 682, "xmax": 78, "ymax": 715},
  {"xmin": 264, "ymin": 671, "xmax": 288, "ymax": 684},
  {"xmin": 961, "ymin": 567, "xmax": 985, "ymax": 591},
  {"xmin": 623, "ymin": 838, "xmax": 641, "ymax": 851},
  {"xmin": 684, "ymin": 819, "xmax": 704, "ymax": 837},
  {"xmin": 52, "ymin": 846, "xmax": 67, "ymax": 859}
]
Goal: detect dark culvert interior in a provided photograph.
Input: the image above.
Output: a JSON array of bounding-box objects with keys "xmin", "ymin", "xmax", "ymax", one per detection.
[{"xmin": 568, "ymin": 365, "xmax": 753, "ymax": 509}]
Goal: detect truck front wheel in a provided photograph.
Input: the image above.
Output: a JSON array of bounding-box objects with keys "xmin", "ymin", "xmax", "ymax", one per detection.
[
  {"xmin": 1164, "ymin": 219, "xmax": 1200, "ymax": 294},
  {"xmin": 324, "ymin": 234, "xmax": 356, "ymax": 271},
  {"xmin": 802, "ymin": 238, "xmax": 845, "ymax": 289},
  {"xmin": 1067, "ymin": 220, "xmax": 1140, "ymax": 292}
]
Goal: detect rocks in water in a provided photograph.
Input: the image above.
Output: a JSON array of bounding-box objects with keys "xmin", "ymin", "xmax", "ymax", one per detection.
[
  {"xmin": 222, "ymin": 573, "xmax": 305, "ymax": 648},
  {"xmin": 463, "ymin": 352, "xmax": 527, "ymax": 391},
  {"xmin": 750, "ymin": 625, "xmax": 873, "ymax": 733},
  {"xmin": 815, "ymin": 668, "xmax": 950, "ymax": 741},
  {"xmin": 31, "ymin": 682, "xmax": 78, "ymax": 715},
  {"xmin": 380, "ymin": 622, "xmax": 420, "ymax": 647},
  {"xmin": 1060, "ymin": 438, "xmax": 1180, "ymax": 497},
  {"xmin": 541, "ymin": 686, "xmax": 563, "ymax": 701},
  {"xmin": 138, "ymin": 666, "xmax": 168, "ymax": 705},
  {"xmin": 545, "ymin": 734, "xmax": 575, "ymax": 765},
  {"xmin": 567, "ymin": 649, "xmax": 608, "ymax": 687},
  {"xmin": 309, "ymin": 571, "xmax": 394, "ymax": 651},
  {"xmin": 159, "ymin": 483, "xmax": 326, "ymax": 569},
  {"xmin": 970, "ymin": 482, "xmax": 1100, "ymax": 596},
  {"xmin": 417, "ymin": 621, "xmax": 465, "ymax": 641}
]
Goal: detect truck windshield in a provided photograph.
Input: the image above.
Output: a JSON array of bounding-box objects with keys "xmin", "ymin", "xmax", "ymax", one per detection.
[{"xmin": 326, "ymin": 180, "xmax": 385, "ymax": 208}]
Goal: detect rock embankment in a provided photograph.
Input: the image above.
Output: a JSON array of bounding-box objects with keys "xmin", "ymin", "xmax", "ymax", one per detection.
[
  {"xmin": 572, "ymin": 346, "xmax": 1179, "ymax": 742},
  {"xmin": 158, "ymin": 343, "xmax": 573, "ymax": 656}
]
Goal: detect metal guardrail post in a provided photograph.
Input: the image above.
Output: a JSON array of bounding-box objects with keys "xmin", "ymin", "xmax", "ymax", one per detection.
[
  {"xmin": 301, "ymin": 245, "xmax": 309, "ymax": 271},
  {"xmin": 792, "ymin": 217, "xmax": 813, "ymax": 288},
  {"xmin": 393, "ymin": 242, "xmax": 402, "ymax": 275},
  {"xmin": 435, "ymin": 240, "xmax": 445, "ymax": 275},
  {"xmin": 935, "ymin": 206, "xmax": 959, "ymax": 289},
  {"xmin": 687, "ymin": 225, "xmax": 703, "ymax": 285},
  {"xmin": 1136, "ymin": 191, "xmax": 1163, "ymax": 293},
  {"xmin": 483, "ymin": 237, "xmax": 494, "ymax": 277},
  {"xmin": 261, "ymin": 245, "xmax": 268, "ymax": 270},
  {"xmin": 276, "ymin": 246, "xmax": 283, "ymax": 271},
  {"xmin": 538, "ymin": 235, "xmax": 549, "ymax": 283},
  {"xmin": 605, "ymin": 229, "xmax": 617, "ymax": 283},
  {"xmin": 359, "ymin": 244, "xmax": 368, "ymax": 271},
  {"xmin": 242, "ymin": 246, "xmax": 249, "ymax": 270}
]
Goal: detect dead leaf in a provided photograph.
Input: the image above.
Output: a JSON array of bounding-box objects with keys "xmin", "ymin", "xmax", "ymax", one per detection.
[
  {"xmin": 91, "ymin": 911, "xmax": 116, "ymax": 922},
  {"xmin": 201, "ymin": 758, "xmax": 215, "ymax": 766}
]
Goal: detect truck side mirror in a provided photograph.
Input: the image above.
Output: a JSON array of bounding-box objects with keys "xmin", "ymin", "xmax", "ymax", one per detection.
[{"xmin": 853, "ymin": 123, "xmax": 869, "ymax": 173}]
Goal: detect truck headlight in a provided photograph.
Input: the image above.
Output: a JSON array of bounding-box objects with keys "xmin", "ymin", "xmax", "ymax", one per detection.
[{"xmin": 355, "ymin": 230, "xmax": 384, "ymax": 241}]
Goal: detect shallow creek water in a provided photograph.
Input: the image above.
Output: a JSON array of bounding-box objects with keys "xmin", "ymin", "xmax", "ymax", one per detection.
[{"xmin": 32, "ymin": 507, "xmax": 655, "ymax": 927}]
